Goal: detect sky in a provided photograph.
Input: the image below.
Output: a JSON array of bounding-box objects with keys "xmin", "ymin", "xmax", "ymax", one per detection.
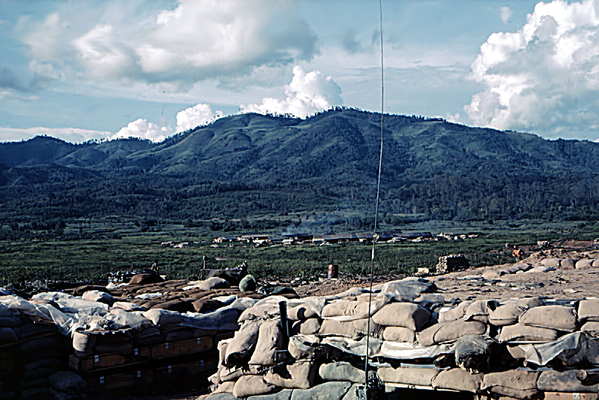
[{"xmin": 1, "ymin": 0, "xmax": 599, "ymax": 143}]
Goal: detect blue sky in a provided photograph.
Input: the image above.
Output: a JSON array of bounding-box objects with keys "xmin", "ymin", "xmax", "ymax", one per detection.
[{"xmin": 1, "ymin": 0, "xmax": 598, "ymax": 143}]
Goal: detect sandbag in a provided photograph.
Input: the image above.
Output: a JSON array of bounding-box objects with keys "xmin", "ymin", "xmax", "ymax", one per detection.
[
  {"xmin": 129, "ymin": 273, "xmax": 163, "ymax": 285},
  {"xmin": 438, "ymin": 301, "xmax": 473, "ymax": 323},
  {"xmin": 537, "ymin": 370, "xmax": 599, "ymax": 392},
  {"xmin": 0, "ymin": 327, "xmax": 17, "ymax": 343},
  {"xmin": 432, "ymin": 368, "xmax": 483, "ymax": 393},
  {"xmin": 382, "ymin": 326, "xmax": 415, "ymax": 343},
  {"xmin": 247, "ymin": 390, "xmax": 293, "ymax": 400},
  {"xmin": 288, "ymin": 305, "xmax": 317, "ymax": 321},
  {"xmin": 578, "ymin": 299, "xmax": 599, "ymax": 322},
  {"xmin": 489, "ymin": 303, "xmax": 527, "ymax": 326},
  {"xmin": 151, "ymin": 299, "xmax": 195, "ymax": 313},
  {"xmin": 560, "ymin": 259, "xmax": 577, "ymax": 270},
  {"xmin": 318, "ymin": 362, "xmax": 364, "ymax": 383},
  {"xmin": 454, "ymin": 335, "xmax": 488, "ymax": 373},
  {"xmin": 377, "ymin": 366, "xmax": 439, "ymax": 386},
  {"xmin": 581, "ymin": 321, "xmax": 599, "ymax": 333},
  {"xmin": 198, "ymin": 277, "xmax": 231, "ymax": 291},
  {"xmin": 505, "ymin": 298, "xmax": 543, "ymax": 308},
  {"xmin": 0, "ymin": 316, "xmax": 23, "ymax": 328},
  {"xmin": 225, "ymin": 319, "xmax": 261, "ymax": 368},
  {"xmin": 289, "ymin": 381, "xmax": 353, "ymax": 400},
  {"xmin": 482, "ymin": 370, "xmax": 541, "ymax": 400},
  {"xmin": 291, "ymin": 318, "xmax": 321, "ymax": 335},
  {"xmin": 213, "ymin": 381, "xmax": 235, "ymax": 394},
  {"xmin": 371, "ymin": 303, "xmax": 430, "ymax": 330},
  {"xmin": 48, "ymin": 371, "xmax": 87, "ymax": 393},
  {"xmin": 575, "ymin": 259, "xmax": 594, "ymax": 269},
  {"xmin": 233, "ymin": 375, "xmax": 278, "ymax": 398},
  {"xmin": 321, "ymin": 301, "xmax": 370, "ymax": 318},
  {"xmin": 519, "ymin": 305, "xmax": 577, "ymax": 331},
  {"xmin": 81, "ymin": 290, "xmax": 114, "ymax": 305},
  {"xmin": 192, "ymin": 299, "xmax": 225, "ymax": 313},
  {"xmin": 417, "ymin": 320, "xmax": 487, "ymax": 347},
  {"xmin": 540, "ymin": 258, "xmax": 561, "ymax": 267},
  {"xmin": 265, "ymin": 361, "xmax": 316, "ymax": 389},
  {"xmin": 239, "ymin": 275, "xmax": 257, "ymax": 292},
  {"xmin": 249, "ymin": 319, "xmax": 284, "ymax": 366},
  {"xmin": 239, "ymin": 304, "xmax": 281, "ymax": 322},
  {"xmin": 499, "ymin": 324, "xmax": 557, "ymax": 342},
  {"xmin": 319, "ymin": 319, "xmax": 381, "ymax": 339},
  {"xmin": 143, "ymin": 308, "xmax": 184, "ymax": 325},
  {"xmin": 288, "ymin": 335, "xmax": 318, "ymax": 360},
  {"xmin": 464, "ymin": 300, "xmax": 499, "ymax": 324}
]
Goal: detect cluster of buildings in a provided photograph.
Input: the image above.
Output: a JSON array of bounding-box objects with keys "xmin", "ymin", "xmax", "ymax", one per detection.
[{"xmin": 212, "ymin": 231, "xmax": 441, "ymax": 247}]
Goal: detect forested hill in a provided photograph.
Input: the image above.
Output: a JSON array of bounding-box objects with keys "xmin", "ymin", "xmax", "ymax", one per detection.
[{"xmin": 1, "ymin": 108, "xmax": 599, "ymax": 228}]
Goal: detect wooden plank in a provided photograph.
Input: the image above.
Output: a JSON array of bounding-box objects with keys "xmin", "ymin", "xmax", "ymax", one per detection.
[{"xmin": 150, "ymin": 336, "xmax": 213, "ymax": 359}]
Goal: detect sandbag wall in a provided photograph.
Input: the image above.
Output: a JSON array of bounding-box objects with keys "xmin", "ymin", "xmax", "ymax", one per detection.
[
  {"xmin": 0, "ymin": 298, "xmax": 67, "ymax": 400},
  {"xmin": 58, "ymin": 276, "xmax": 268, "ymax": 396},
  {"xmin": 205, "ymin": 277, "xmax": 599, "ymax": 400}
]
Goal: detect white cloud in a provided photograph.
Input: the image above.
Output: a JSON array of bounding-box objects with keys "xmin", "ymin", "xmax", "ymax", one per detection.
[
  {"xmin": 0, "ymin": 91, "xmax": 38, "ymax": 101},
  {"xmin": 500, "ymin": 6, "xmax": 513, "ymax": 24},
  {"xmin": 19, "ymin": 1, "xmax": 318, "ymax": 90},
  {"xmin": 175, "ymin": 103, "xmax": 223, "ymax": 132},
  {"xmin": 241, "ymin": 66, "xmax": 342, "ymax": 117},
  {"xmin": 0, "ymin": 126, "xmax": 110, "ymax": 143},
  {"xmin": 465, "ymin": 0, "xmax": 599, "ymax": 140},
  {"xmin": 111, "ymin": 118, "xmax": 172, "ymax": 143}
]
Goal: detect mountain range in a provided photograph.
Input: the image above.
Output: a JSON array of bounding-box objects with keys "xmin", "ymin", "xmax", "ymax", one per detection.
[{"xmin": 1, "ymin": 108, "xmax": 598, "ymax": 231}]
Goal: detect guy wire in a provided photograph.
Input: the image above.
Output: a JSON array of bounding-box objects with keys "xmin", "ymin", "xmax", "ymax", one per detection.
[{"xmin": 364, "ymin": 0, "xmax": 385, "ymax": 395}]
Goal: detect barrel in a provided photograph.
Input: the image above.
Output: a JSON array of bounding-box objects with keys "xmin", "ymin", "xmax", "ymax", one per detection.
[{"xmin": 328, "ymin": 264, "xmax": 338, "ymax": 279}]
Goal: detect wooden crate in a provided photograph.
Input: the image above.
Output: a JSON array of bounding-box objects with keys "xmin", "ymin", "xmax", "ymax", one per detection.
[
  {"xmin": 150, "ymin": 336, "xmax": 213, "ymax": 359},
  {"xmin": 86, "ymin": 369, "xmax": 153, "ymax": 392},
  {"xmin": 69, "ymin": 347, "xmax": 151, "ymax": 372}
]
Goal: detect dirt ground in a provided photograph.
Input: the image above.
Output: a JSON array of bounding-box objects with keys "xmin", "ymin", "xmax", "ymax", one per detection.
[{"xmin": 122, "ymin": 242, "xmax": 599, "ymax": 400}]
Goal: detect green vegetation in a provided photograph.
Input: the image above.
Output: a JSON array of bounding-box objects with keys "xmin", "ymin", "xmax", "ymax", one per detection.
[{"xmin": 1, "ymin": 219, "xmax": 597, "ymax": 288}]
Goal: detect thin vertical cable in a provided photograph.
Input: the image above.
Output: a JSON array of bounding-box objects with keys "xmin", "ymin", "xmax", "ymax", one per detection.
[{"xmin": 364, "ymin": 0, "xmax": 385, "ymax": 395}]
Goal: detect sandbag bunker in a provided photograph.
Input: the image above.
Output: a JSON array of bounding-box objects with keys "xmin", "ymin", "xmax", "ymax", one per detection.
[
  {"xmin": 0, "ymin": 275, "xmax": 273, "ymax": 399},
  {"xmin": 204, "ymin": 278, "xmax": 599, "ymax": 400}
]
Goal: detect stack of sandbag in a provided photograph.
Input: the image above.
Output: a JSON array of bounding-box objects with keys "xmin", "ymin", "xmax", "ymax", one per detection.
[
  {"xmin": 0, "ymin": 296, "xmax": 66, "ymax": 400},
  {"xmin": 205, "ymin": 276, "xmax": 599, "ymax": 400}
]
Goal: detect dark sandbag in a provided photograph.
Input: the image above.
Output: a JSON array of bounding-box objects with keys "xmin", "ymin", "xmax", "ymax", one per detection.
[
  {"xmin": 20, "ymin": 336, "xmax": 60, "ymax": 353},
  {"xmin": 129, "ymin": 273, "xmax": 164, "ymax": 285},
  {"xmin": 537, "ymin": 370, "xmax": 599, "ymax": 393},
  {"xmin": 432, "ymin": 368, "xmax": 483, "ymax": 393},
  {"xmin": 192, "ymin": 299, "xmax": 225, "ymax": 313},
  {"xmin": 454, "ymin": 335, "xmax": 489, "ymax": 373},
  {"xmin": 239, "ymin": 275, "xmax": 257, "ymax": 292},
  {"xmin": 14, "ymin": 322, "xmax": 56, "ymax": 339},
  {"xmin": 289, "ymin": 381, "xmax": 353, "ymax": 400},
  {"xmin": 0, "ymin": 316, "xmax": 24, "ymax": 328},
  {"xmin": 0, "ymin": 327, "xmax": 17, "ymax": 343},
  {"xmin": 482, "ymin": 370, "xmax": 541, "ymax": 400},
  {"xmin": 151, "ymin": 299, "xmax": 195, "ymax": 313},
  {"xmin": 143, "ymin": 308, "xmax": 184, "ymax": 325}
]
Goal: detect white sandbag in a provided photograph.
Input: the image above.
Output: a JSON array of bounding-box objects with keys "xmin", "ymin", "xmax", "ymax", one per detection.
[
  {"xmin": 264, "ymin": 361, "xmax": 316, "ymax": 389},
  {"xmin": 233, "ymin": 375, "xmax": 277, "ymax": 398},
  {"xmin": 578, "ymin": 299, "xmax": 599, "ymax": 322},
  {"xmin": 72, "ymin": 331, "xmax": 96, "ymax": 356},
  {"xmin": 581, "ymin": 321, "xmax": 599, "ymax": 332},
  {"xmin": 519, "ymin": 305, "xmax": 578, "ymax": 331},
  {"xmin": 143, "ymin": 308, "xmax": 184, "ymax": 325},
  {"xmin": 82, "ymin": 290, "xmax": 114, "ymax": 305},
  {"xmin": 371, "ymin": 303, "xmax": 430, "ymax": 330},
  {"xmin": 224, "ymin": 319, "xmax": 261, "ymax": 367},
  {"xmin": 318, "ymin": 362, "xmax": 364, "ymax": 383},
  {"xmin": 288, "ymin": 305, "xmax": 317, "ymax": 321},
  {"xmin": 213, "ymin": 381, "xmax": 235, "ymax": 394},
  {"xmin": 239, "ymin": 304, "xmax": 281, "ymax": 323},
  {"xmin": 575, "ymin": 259, "xmax": 594, "ymax": 269},
  {"xmin": 382, "ymin": 326, "xmax": 415, "ymax": 343},
  {"xmin": 289, "ymin": 381, "xmax": 353, "ymax": 400},
  {"xmin": 249, "ymin": 319, "xmax": 284, "ymax": 366},
  {"xmin": 198, "ymin": 277, "xmax": 231, "ymax": 290},
  {"xmin": 289, "ymin": 335, "xmax": 319, "ymax": 360},
  {"xmin": 378, "ymin": 366, "xmax": 439, "ymax": 386},
  {"xmin": 111, "ymin": 301, "xmax": 146, "ymax": 311}
]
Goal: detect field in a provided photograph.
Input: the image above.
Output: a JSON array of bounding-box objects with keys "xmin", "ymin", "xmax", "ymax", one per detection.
[{"xmin": 1, "ymin": 217, "xmax": 597, "ymax": 290}]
